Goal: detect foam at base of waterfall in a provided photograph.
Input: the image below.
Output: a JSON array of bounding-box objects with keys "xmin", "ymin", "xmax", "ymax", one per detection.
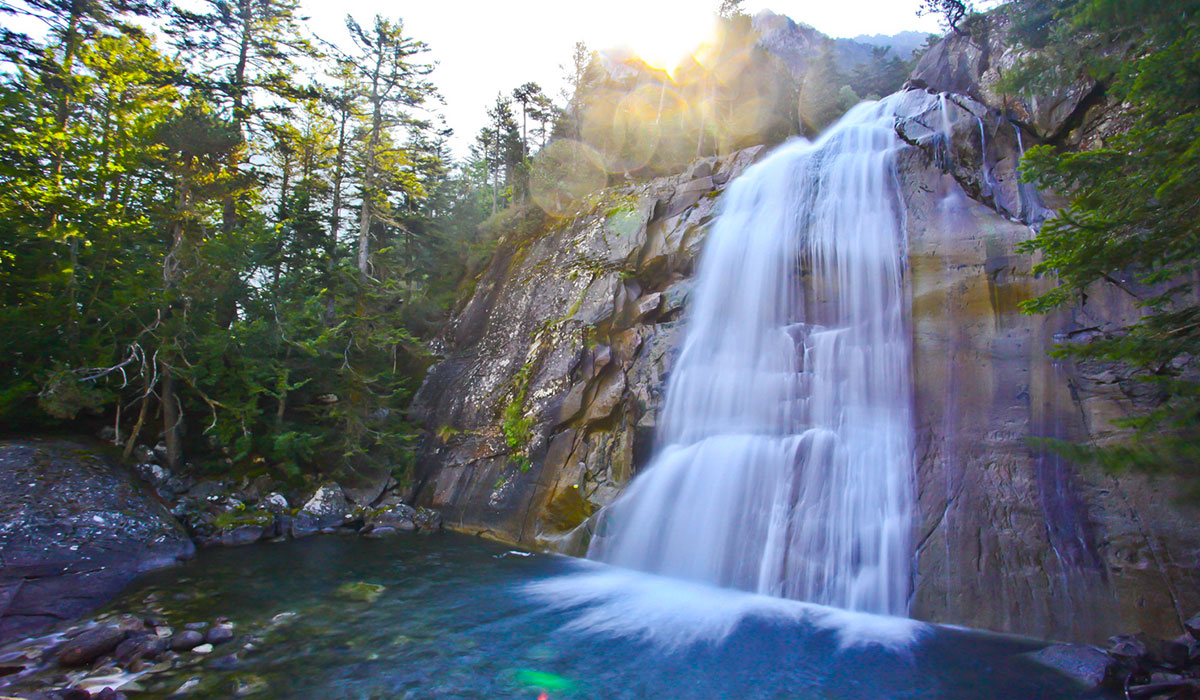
[{"xmin": 524, "ymin": 560, "xmax": 928, "ymax": 651}]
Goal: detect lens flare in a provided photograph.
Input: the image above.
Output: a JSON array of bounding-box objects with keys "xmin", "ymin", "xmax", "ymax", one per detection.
[
  {"xmin": 530, "ymin": 139, "xmax": 608, "ymax": 217},
  {"xmin": 618, "ymin": 9, "xmax": 716, "ymax": 77}
]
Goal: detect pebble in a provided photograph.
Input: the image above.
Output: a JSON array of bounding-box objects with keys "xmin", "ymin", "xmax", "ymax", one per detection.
[
  {"xmin": 170, "ymin": 676, "xmax": 201, "ymax": 696},
  {"xmin": 205, "ymin": 627, "xmax": 234, "ymax": 645},
  {"xmin": 209, "ymin": 653, "xmax": 240, "ymax": 670},
  {"xmin": 168, "ymin": 630, "xmax": 204, "ymax": 651}
]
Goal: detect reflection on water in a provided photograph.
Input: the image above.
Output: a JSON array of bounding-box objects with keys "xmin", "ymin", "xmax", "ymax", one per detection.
[{"xmin": 1, "ymin": 535, "xmax": 1112, "ymax": 699}]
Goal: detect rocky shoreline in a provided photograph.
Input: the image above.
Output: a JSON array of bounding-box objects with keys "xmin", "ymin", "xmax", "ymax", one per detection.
[
  {"xmin": 127, "ymin": 446, "xmax": 444, "ymax": 549},
  {"xmin": 0, "ymin": 438, "xmax": 442, "ymax": 640}
]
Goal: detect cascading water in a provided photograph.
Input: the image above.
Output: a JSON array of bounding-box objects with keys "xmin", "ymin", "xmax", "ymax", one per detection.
[{"xmin": 587, "ymin": 94, "xmax": 923, "ymax": 617}]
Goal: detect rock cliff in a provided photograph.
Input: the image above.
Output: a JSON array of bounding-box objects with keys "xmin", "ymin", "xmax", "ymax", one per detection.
[
  {"xmin": 409, "ymin": 20, "xmax": 1199, "ymax": 645},
  {"xmin": 410, "ymin": 147, "xmax": 765, "ymax": 552},
  {"xmin": 893, "ymin": 92, "xmax": 1199, "ymax": 644}
]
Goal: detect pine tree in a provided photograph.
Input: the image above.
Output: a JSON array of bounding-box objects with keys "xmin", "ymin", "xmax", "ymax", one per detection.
[
  {"xmin": 1012, "ymin": 0, "xmax": 1200, "ymax": 484},
  {"xmin": 337, "ymin": 14, "xmax": 435, "ymax": 279}
]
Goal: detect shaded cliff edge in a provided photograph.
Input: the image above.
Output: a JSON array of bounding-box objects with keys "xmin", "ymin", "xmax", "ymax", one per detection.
[
  {"xmin": 409, "ymin": 60, "xmax": 1199, "ymax": 643},
  {"xmin": 903, "ymin": 12, "xmax": 1199, "ymax": 644},
  {"xmin": 897, "ymin": 98, "xmax": 1199, "ymax": 645}
]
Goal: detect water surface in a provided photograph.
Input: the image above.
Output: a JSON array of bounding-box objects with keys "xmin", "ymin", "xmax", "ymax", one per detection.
[{"xmin": 9, "ymin": 534, "xmax": 1113, "ymax": 700}]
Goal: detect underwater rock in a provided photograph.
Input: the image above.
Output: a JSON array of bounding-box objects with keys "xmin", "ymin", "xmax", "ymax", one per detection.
[
  {"xmin": 333, "ymin": 582, "xmax": 386, "ymax": 604},
  {"xmin": 168, "ymin": 631, "xmax": 203, "ymax": 652},
  {"xmin": 113, "ymin": 634, "xmax": 166, "ymax": 665},
  {"xmin": 204, "ymin": 626, "xmax": 233, "ymax": 646},
  {"xmin": 1028, "ymin": 643, "xmax": 1117, "ymax": 689},
  {"xmin": 57, "ymin": 626, "xmax": 126, "ymax": 667}
]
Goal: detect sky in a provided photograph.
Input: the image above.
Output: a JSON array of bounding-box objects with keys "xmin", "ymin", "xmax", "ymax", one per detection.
[{"xmin": 299, "ymin": 1, "xmax": 945, "ymax": 158}]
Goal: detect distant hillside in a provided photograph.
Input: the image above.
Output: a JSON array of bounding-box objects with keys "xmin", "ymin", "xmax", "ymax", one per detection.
[
  {"xmin": 849, "ymin": 30, "xmax": 935, "ymax": 59},
  {"xmin": 753, "ymin": 11, "xmax": 937, "ymax": 78}
]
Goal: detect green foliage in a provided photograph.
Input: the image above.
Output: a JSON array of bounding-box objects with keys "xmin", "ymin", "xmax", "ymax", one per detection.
[
  {"xmin": 501, "ymin": 361, "xmax": 535, "ymax": 471},
  {"xmin": 849, "ymin": 47, "xmax": 911, "ymax": 100},
  {"xmin": 1011, "ymin": 0, "xmax": 1200, "ymax": 482},
  {"xmin": 37, "ymin": 367, "xmax": 110, "ymax": 420},
  {"xmin": 798, "ymin": 43, "xmax": 913, "ymax": 134},
  {"xmin": 917, "ymin": 0, "xmax": 976, "ymax": 33},
  {"xmin": 434, "ymin": 424, "xmax": 462, "ymax": 441},
  {"xmin": 0, "ymin": 1, "xmax": 491, "ymax": 483}
]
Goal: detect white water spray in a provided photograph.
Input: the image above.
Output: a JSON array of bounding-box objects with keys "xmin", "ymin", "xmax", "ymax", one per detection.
[{"xmin": 588, "ymin": 93, "xmax": 928, "ymax": 616}]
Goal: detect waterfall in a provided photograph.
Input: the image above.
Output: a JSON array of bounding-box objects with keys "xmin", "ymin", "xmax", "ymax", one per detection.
[{"xmin": 587, "ymin": 94, "xmax": 922, "ymax": 617}]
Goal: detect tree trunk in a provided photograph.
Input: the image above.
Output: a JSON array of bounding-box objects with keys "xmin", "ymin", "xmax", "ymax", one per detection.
[
  {"xmin": 121, "ymin": 384, "xmax": 152, "ymax": 460},
  {"xmin": 222, "ymin": 0, "xmax": 253, "ymax": 235},
  {"xmin": 357, "ymin": 51, "xmax": 385, "ymax": 279},
  {"xmin": 329, "ymin": 107, "xmax": 348, "ymax": 273},
  {"xmin": 357, "ymin": 165, "xmax": 373, "ymax": 276},
  {"xmin": 490, "ymin": 136, "xmax": 498, "ymax": 215},
  {"xmin": 161, "ymin": 363, "xmax": 182, "ymax": 470},
  {"xmin": 53, "ymin": 0, "xmax": 84, "ymax": 342}
]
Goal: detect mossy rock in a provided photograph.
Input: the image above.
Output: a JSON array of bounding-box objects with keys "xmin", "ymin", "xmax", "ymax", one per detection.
[
  {"xmin": 334, "ymin": 581, "xmax": 386, "ymax": 603},
  {"xmin": 212, "ymin": 510, "xmax": 274, "ymax": 530}
]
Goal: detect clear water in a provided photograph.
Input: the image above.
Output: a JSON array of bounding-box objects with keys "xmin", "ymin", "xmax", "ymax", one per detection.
[
  {"xmin": 0, "ymin": 535, "xmax": 1111, "ymax": 699},
  {"xmin": 589, "ymin": 95, "xmax": 928, "ymax": 615}
]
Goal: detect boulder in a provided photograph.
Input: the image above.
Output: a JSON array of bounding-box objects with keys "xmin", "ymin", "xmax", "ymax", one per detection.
[
  {"xmin": 1108, "ymin": 634, "xmax": 1151, "ymax": 663},
  {"xmin": 363, "ymin": 504, "xmax": 417, "ymax": 533},
  {"xmin": 208, "ymin": 509, "xmax": 275, "ymax": 547},
  {"xmin": 218, "ymin": 523, "xmax": 267, "ymax": 547},
  {"xmin": 168, "ymin": 630, "xmax": 204, "ymax": 651},
  {"xmin": 1184, "ymin": 612, "xmax": 1200, "ymax": 642},
  {"xmin": 299, "ymin": 482, "xmax": 348, "ymax": 529},
  {"xmin": 261, "ymin": 492, "xmax": 289, "ymax": 513},
  {"xmin": 113, "ymin": 634, "xmax": 167, "ymax": 665},
  {"xmin": 133, "ymin": 462, "xmax": 169, "ymax": 488},
  {"xmin": 0, "ymin": 440, "xmax": 194, "ymax": 643},
  {"xmin": 186, "ymin": 479, "xmax": 228, "ymax": 503},
  {"xmin": 57, "ymin": 625, "xmax": 126, "ymax": 667},
  {"xmin": 131, "ymin": 444, "xmax": 155, "ymax": 464},
  {"xmin": 332, "ymin": 463, "xmax": 395, "ymax": 507},
  {"xmin": 1028, "ymin": 643, "xmax": 1119, "ymax": 689},
  {"xmin": 413, "ymin": 507, "xmax": 443, "ymax": 532}
]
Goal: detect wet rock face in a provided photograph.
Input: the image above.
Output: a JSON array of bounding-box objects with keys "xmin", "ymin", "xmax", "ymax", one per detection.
[
  {"xmin": 0, "ymin": 440, "xmax": 194, "ymax": 643},
  {"xmin": 910, "ymin": 14, "xmax": 1115, "ymax": 150},
  {"xmin": 902, "ymin": 20, "xmax": 1200, "ymax": 642},
  {"xmin": 409, "ymin": 147, "xmax": 764, "ymax": 549},
  {"xmin": 897, "ymin": 94, "xmax": 1200, "ymax": 643}
]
